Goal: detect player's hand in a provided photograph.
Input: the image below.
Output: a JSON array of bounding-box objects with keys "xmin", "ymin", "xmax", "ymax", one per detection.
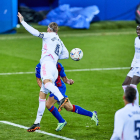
[
  {"xmin": 67, "ymin": 79, "xmax": 74, "ymax": 85},
  {"xmin": 17, "ymin": 12, "xmax": 24, "ymax": 23}
]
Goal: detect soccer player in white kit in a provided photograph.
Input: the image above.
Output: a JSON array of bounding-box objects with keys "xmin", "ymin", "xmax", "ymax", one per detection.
[
  {"xmin": 111, "ymin": 86, "xmax": 140, "ymax": 140},
  {"xmin": 122, "ymin": 25, "xmax": 140, "ymax": 107},
  {"xmin": 17, "ymin": 12, "xmax": 69, "ymax": 112}
]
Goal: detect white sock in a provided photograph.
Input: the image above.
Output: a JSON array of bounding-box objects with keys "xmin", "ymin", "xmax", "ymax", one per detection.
[
  {"xmin": 130, "ymin": 84, "xmax": 139, "ymax": 106},
  {"xmin": 122, "ymin": 85, "xmax": 128, "ymax": 92},
  {"xmin": 34, "ymin": 97, "xmax": 46, "ymax": 124},
  {"xmin": 44, "ymin": 82, "xmax": 64, "ymax": 101}
]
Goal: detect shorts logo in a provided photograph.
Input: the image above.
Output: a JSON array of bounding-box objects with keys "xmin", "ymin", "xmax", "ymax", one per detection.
[{"xmin": 42, "ymin": 64, "xmax": 47, "ymax": 76}]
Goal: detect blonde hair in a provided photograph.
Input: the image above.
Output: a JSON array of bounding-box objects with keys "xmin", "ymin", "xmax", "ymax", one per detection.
[{"xmin": 48, "ymin": 22, "xmax": 58, "ymax": 32}]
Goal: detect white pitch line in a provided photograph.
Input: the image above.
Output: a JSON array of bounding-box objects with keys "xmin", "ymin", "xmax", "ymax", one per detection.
[
  {"xmin": 0, "ymin": 71, "xmax": 34, "ymax": 75},
  {"xmin": 65, "ymin": 67, "xmax": 130, "ymax": 72},
  {"xmin": 0, "ymin": 67, "xmax": 130, "ymax": 76},
  {"xmin": 0, "ymin": 121, "xmax": 75, "ymax": 140},
  {"xmin": 0, "ymin": 31, "xmax": 135, "ymax": 40}
]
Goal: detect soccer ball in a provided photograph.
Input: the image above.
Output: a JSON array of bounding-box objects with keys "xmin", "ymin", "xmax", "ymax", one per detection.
[{"xmin": 70, "ymin": 48, "xmax": 83, "ymax": 61}]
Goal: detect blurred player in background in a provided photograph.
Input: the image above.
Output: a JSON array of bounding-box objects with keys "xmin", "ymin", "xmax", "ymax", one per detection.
[
  {"xmin": 122, "ymin": 25, "xmax": 140, "ymax": 107},
  {"xmin": 110, "ymin": 86, "xmax": 140, "ymax": 140},
  {"xmin": 17, "ymin": 12, "xmax": 69, "ymax": 112},
  {"xmin": 27, "ymin": 62, "xmax": 98, "ymax": 132}
]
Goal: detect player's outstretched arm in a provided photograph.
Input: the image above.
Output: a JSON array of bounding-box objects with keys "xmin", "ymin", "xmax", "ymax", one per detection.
[{"xmin": 17, "ymin": 12, "xmax": 40, "ymax": 37}]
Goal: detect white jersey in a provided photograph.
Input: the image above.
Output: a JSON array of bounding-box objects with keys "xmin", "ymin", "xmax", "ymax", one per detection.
[
  {"xmin": 110, "ymin": 103, "xmax": 140, "ymax": 140},
  {"xmin": 39, "ymin": 32, "xmax": 68, "ymax": 64},
  {"xmin": 21, "ymin": 21, "xmax": 69, "ymax": 64},
  {"xmin": 131, "ymin": 37, "xmax": 140, "ymax": 67}
]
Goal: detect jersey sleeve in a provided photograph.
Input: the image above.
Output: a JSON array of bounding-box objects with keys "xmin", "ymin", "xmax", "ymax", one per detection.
[
  {"xmin": 110, "ymin": 111, "xmax": 124, "ymax": 140},
  {"xmin": 59, "ymin": 41, "xmax": 69, "ymax": 59},
  {"xmin": 21, "ymin": 21, "xmax": 40, "ymax": 37},
  {"xmin": 35, "ymin": 63, "xmax": 41, "ymax": 78},
  {"xmin": 58, "ymin": 63, "xmax": 66, "ymax": 77},
  {"xmin": 21, "ymin": 21, "xmax": 50, "ymax": 39}
]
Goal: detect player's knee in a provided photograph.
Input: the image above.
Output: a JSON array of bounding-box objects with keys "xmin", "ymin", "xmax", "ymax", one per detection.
[
  {"xmin": 122, "ymin": 80, "xmax": 128, "ymax": 85},
  {"xmin": 122, "ymin": 82, "xmax": 126, "ymax": 86},
  {"xmin": 122, "ymin": 76, "xmax": 132, "ymax": 86},
  {"xmin": 43, "ymin": 79, "xmax": 52, "ymax": 85},
  {"xmin": 122, "ymin": 81, "xmax": 129, "ymax": 86}
]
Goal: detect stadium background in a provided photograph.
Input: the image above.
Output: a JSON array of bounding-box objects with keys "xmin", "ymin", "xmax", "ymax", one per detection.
[
  {"xmin": 1, "ymin": 0, "xmax": 140, "ymax": 33},
  {"xmin": 0, "ymin": 0, "xmax": 140, "ymax": 140}
]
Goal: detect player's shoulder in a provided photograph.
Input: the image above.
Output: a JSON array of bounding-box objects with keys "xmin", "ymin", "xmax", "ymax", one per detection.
[
  {"xmin": 134, "ymin": 105, "xmax": 140, "ymax": 111},
  {"xmin": 115, "ymin": 107, "xmax": 125, "ymax": 117},
  {"xmin": 39, "ymin": 32, "xmax": 50, "ymax": 39},
  {"xmin": 135, "ymin": 36, "xmax": 139, "ymax": 41},
  {"xmin": 50, "ymin": 32, "xmax": 58, "ymax": 37}
]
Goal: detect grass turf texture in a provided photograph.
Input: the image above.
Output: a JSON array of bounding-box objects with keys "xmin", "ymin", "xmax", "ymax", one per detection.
[{"xmin": 0, "ymin": 21, "xmax": 139, "ymax": 139}]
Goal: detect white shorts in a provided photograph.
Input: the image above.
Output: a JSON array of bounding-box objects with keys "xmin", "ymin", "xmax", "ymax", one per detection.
[
  {"xmin": 41, "ymin": 61, "xmax": 58, "ymax": 83},
  {"xmin": 127, "ymin": 67, "xmax": 140, "ymax": 78}
]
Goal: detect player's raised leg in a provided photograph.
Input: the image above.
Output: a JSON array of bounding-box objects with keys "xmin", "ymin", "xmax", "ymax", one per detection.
[
  {"xmin": 42, "ymin": 62, "xmax": 68, "ymax": 111},
  {"xmin": 44, "ymin": 80, "xmax": 68, "ymax": 111}
]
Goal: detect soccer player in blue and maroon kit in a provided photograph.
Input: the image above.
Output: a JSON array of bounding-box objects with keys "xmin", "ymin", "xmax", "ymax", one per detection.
[{"xmin": 27, "ymin": 62, "xmax": 98, "ymax": 132}]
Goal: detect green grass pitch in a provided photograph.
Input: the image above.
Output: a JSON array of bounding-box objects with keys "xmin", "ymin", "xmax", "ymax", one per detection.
[{"xmin": 0, "ymin": 24, "xmax": 138, "ymax": 140}]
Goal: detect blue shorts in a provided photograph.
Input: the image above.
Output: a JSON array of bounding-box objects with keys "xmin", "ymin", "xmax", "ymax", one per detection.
[{"xmin": 50, "ymin": 84, "xmax": 68, "ymax": 101}]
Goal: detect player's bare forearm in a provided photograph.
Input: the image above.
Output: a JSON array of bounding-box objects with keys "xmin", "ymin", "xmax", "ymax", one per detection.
[
  {"xmin": 36, "ymin": 78, "xmax": 42, "ymax": 88},
  {"xmin": 62, "ymin": 77, "xmax": 67, "ymax": 83},
  {"xmin": 62, "ymin": 76, "xmax": 74, "ymax": 85}
]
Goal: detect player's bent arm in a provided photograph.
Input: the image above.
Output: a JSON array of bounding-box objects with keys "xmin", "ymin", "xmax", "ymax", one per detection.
[
  {"xmin": 36, "ymin": 77, "xmax": 42, "ymax": 88},
  {"xmin": 62, "ymin": 76, "xmax": 74, "ymax": 85},
  {"xmin": 21, "ymin": 21, "xmax": 40, "ymax": 37},
  {"xmin": 62, "ymin": 76, "xmax": 68, "ymax": 83},
  {"xmin": 59, "ymin": 43, "xmax": 69, "ymax": 59}
]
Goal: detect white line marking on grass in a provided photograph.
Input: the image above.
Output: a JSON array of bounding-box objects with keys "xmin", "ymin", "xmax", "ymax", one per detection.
[
  {"xmin": 0, "ymin": 121, "xmax": 75, "ymax": 140},
  {"xmin": 0, "ymin": 31, "xmax": 135, "ymax": 40},
  {"xmin": 0, "ymin": 67, "xmax": 130, "ymax": 76},
  {"xmin": 65, "ymin": 67, "xmax": 130, "ymax": 72},
  {"xmin": 0, "ymin": 71, "xmax": 34, "ymax": 75},
  {"xmin": 60, "ymin": 31, "xmax": 135, "ymax": 37}
]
